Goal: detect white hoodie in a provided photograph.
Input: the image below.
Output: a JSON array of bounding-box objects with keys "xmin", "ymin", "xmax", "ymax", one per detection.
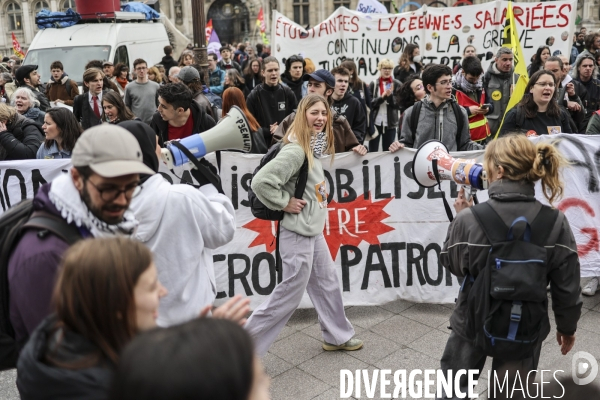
[{"xmin": 130, "ymin": 174, "xmax": 236, "ymax": 327}]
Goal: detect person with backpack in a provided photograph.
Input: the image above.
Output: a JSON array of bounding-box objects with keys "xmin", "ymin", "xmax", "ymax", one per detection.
[
  {"xmin": 244, "ymin": 93, "xmax": 362, "ymax": 356},
  {"xmin": 390, "ymin": 64, "xmax": 481, "ymax": 152},
  {"xmin": 437, "ymin": 134, "xmax": 582, "ymax": 398},
  {"xmin": 5, "ymin": 125, "xmax": 154, "ymax": 354},
  {"xmin": 499, "ymin": 70, "xmax": 572, "ymax": 137},
  {"xmin": 0, "ymin": 102, "xmax": 44, "ymax": 160},
  {"xmin": 44, "ymin": 61, "xmax": 79, "ymax": 106}
]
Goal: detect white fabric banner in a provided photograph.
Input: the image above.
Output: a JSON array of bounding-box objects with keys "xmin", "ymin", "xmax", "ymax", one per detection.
[
  {"xmin": 0, "ymin": 134, "xmax": 598, "ymax": 309},
  {"xmin": 271, "ymin": 1, "xmax": 577, "ymax": 79}
]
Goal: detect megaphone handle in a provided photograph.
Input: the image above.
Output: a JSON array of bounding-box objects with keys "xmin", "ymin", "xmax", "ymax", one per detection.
[
  {"xmin": 169, "ymin": 140, "xmax": 224, "ymax": 194},
  {"xmin": 432, "ymin": 158, "xmax": 454, "ymax": 222}
]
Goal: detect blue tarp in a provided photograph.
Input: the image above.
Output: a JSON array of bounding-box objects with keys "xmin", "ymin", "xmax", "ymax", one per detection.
[
  {"xmin": 121, "ymin": 2, "xmax": 160, "ymax": 20},
  {"xmin": 35, "ymin": 8, "xmax": 81, "ymax": 29}
]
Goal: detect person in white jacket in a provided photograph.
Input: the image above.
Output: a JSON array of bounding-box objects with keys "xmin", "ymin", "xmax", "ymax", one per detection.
[{"xmin": 120, "ymin": 121, "xmax": 236, "ymax": 327}]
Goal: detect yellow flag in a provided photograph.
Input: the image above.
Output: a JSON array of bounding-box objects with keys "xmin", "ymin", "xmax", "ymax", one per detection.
[{"xmin": 494, "ymin": 1, "xmax": 530, "ymax": 139}]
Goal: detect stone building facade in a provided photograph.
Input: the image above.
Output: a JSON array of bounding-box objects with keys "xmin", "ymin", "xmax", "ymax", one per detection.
[{"xmin": 0, "ymin": 0, "xmax": 597, "ymax": 56}]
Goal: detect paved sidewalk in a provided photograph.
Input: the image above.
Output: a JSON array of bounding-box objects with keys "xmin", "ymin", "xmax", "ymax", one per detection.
[{"xmin": 1, "ymin": 292, "xmax": 599, "ymax": 399}]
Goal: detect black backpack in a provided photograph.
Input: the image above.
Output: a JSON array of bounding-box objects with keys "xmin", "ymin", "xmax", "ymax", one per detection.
[
  {"xmin": 247, "ymin": 142, "xmax": 309, "ymax": 221},
  {"xmin": 0, "ymin": 199, "xmax": 82, "ymax": 370},
  {"xmin": 408, "ymin": 100, "xmax": 465, "ymax": 144},
  {"xmin": 464, "ymin": 202, "xmax": 557, "ymax": 360}
]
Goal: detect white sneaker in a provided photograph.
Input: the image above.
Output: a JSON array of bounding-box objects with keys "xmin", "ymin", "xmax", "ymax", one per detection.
[{"xmin": 582, "ymin": 277, "xmax": 599, "ymax": 296}]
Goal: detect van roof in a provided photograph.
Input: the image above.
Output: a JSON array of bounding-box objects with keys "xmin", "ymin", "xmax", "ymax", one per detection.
[{"xmin": 29, "ymin": 22, "xmax": 168, "ymax": 49}]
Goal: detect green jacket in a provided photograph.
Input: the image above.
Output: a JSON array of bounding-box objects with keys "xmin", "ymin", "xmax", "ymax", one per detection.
[
  {"xmin": 251, "ymin": 143, "xmax": 327, "ymax": 237},
  {"xmin": 585, "ymin": 111, "xmax": 600, "ymax": 134}
]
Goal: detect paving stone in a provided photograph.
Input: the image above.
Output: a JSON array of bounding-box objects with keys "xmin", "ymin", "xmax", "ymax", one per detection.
[
  {"xmin": 0, "ymin": 370, "xmax": 18, "ymax": 400},
  {"xmin": 400, "ymin": 303, "xmax": 454, "ymax": 328},
  {"xmin": 299, "ymin": 351, "xmax": 369, "ymax": 387},
  {"xmin": 582, "ymin": 293, "xmax": 600, "ymax": 310},
  {"xmin": 576, "ymin": 310, "xmax": 600, "ymax": 333},
  {"xmin": 378, "ymin": 298, "xmax": 416, "ymax": 314},
  {"xmin": 375, "ymin": 346, "xmax": 439, "ymax": 372},
  {"xmin": 345, "ymin": 330, "xmax": 402, "ymax": 365},
  {"xmin": 275, "ymin": 324, "xmax": 298, "ymax": 342},
  {"xmin": 263, "ymin": 352, "xmax": 294, "ymax": 378},
  {"xmin": 343, "ymin": 306, "xmax": 395, "ymax": 329},
  {"xmin": 269, "ymin": 368, "xmax": 331, "ymax": 400},
  {"xmin": 311, "ymin": 388, "xmax": 356, "ymax": 400},
  {"xmin": 436, "ymin": 319, "xmax": 452, "ymax": 334},
  {"xmin": 370, "ymin": 315, "xmax": 432, "ymax": 345},
  {"xmin": 406, "ymin": 329, "xmax": 450, "ymax": 360},
  {"xmin": 269, "ymin": 331, "xmax": 325, "ymax": 366},
  {"xmin": 287, "ymin": 308, "xmax": 319, "ymax": 330}
]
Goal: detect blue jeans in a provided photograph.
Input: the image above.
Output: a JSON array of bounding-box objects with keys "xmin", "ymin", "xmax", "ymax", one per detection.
[{"xmin": 368, "ymin": 125, "xmax": 397, "ymax": 152}]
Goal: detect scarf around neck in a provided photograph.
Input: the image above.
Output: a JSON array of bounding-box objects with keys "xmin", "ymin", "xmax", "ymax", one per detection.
[
  {"xmin": 379, "ymin": 76, "xmax": 392, "ymax": 96},
  {"xmin": 288, "ymin": 131, "xmax": 328, "ymax": 159},
  {"xmin": 49, "ymin": 173, "xmax": 138, "ymax": 238},
  {"xmin": 454, "ymin": 72, "xmax": 482, "ymax": 93}
]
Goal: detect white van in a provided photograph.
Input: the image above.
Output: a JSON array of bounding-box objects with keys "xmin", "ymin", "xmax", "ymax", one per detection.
[{"xmin": 23, "ymin": 13, "xmax": 170, "ymax": 85}]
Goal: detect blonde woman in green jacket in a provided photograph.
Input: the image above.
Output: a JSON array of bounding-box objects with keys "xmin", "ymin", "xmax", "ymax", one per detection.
[{"xmin": 245, "ymin": 93, "xmax": 363, "ymax": 356}]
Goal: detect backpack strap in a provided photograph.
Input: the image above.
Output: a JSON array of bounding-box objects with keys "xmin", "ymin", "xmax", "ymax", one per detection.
[
  {"xmin": 528, "ymin": 205, "xmax": 559, "ymax": 247},
  {"xmin": 22, "ymin": 211, "xmax": 82, "ymax": 245},
  {"xmin": 409, "ymin": 101, "xmax": 422, "ymax": 145},
  {"xmin": 451, "ymin": 101, "xmax": 465, "ymax": 139},
  {"xmin": 515, "ymin": 106, "xmax": 525, "ymax": 129},
  {"xmin": 65, "ymin": 79, "xmax": 72, "ymax": 96},
  {"xmin": 470, "ymin": 202, "xmax": 509, "ymax": 244},
  {"xmin": 293, "ymin": 158, "xmax": 309, "ymax": 199}
]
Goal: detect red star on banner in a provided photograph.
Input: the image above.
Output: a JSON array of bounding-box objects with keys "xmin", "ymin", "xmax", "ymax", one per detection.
[
  {"xmin": 242, "ymin": 192, "xmax": 394, "ymax": 258},
  {"xmin": 324, "ymin": 192, "xmax": 394, "ymax": 258}
]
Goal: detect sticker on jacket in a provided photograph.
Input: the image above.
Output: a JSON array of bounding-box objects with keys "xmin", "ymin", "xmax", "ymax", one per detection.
[
  {"xmin": 315, "ymin": 181, "xmax": 328, "ymax": 209},
  {"xmin": 547, "ymin": 126, "xmax": 561, "ymax": 135}
]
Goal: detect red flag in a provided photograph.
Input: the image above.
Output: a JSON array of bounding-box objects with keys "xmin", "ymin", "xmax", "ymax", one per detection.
[
  {"xmin": 12, "ymin": 32, "xmax": 25, "ymax": 59},
  {"xmin": 256, "ymin": 8, "xmax": 265, "ymax": 33},
  {"xmin": 205, "ymin": 19, "xmax": 213, "ymax": 44}
]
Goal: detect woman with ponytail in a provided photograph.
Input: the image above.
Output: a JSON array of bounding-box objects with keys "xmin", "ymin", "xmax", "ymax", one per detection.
[
  {"xmin": 438, "ymin": 134, "xmax": 582, "ymax": 397},
  {"xmin": 244, "ymin": 93, "xmax": 362, "ymax": 357}
]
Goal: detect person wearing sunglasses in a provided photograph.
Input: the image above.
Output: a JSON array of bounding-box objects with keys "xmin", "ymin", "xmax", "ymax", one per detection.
[{"xmin": 7, "ymin": 125, "xmax": 155, "ymax": 350}]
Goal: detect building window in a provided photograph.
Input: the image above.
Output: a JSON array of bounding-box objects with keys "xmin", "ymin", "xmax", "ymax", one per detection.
[
  {"xmin": 6, "ymin": 2, "xmax": 23, "ymax": 31},
  {"xmin": 61, "ymin": 0, "xmax": 77, "ymax": 12},
  {"xmin": 334, "ymin": 0, "xmax": 351, "ymax": 10},
  {"xmin": 34, "ymin": 1, "xmax": 50, "ymax": 13},
  {"xmin": 293, "ymin": 0, "xmax": 309, "ymax": 26}
]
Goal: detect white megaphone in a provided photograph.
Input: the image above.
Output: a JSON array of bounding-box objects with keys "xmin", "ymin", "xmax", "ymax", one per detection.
[
  {"xmin": 161, "ymin": 105, "xmax": 253, "ymax": 169},
  {"xmin": 412, "ymin": 140, "xmax": 487, "ymax": 190}
]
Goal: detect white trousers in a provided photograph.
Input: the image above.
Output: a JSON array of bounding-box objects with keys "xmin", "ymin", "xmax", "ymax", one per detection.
[{"xmin": 245, "ymin": 227, "xmax": 355, "ymax": 356}]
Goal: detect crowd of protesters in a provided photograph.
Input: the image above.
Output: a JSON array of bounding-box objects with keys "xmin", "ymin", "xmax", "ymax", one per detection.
[{"xmin": 0, "ymin": 29, "xmax": 597, "ymax": 399}]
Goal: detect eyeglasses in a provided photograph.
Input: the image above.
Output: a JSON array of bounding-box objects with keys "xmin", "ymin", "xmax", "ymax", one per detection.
[
  {"xmin": 436, "ymin": 80, "xmax": 452, "ymax": 87},
  {"xmin": 381, "ymin": 67, "xmax": 393, "ymax": 71},
  {"xmin": 86, "ymin": 179, "xmax": 142, "ymax": 202},
  {"xmin": 534, "ymin": 82, "xmax": 555, "ymax": 88},
  {"xmin": 135, "ymin": 66, "xmax": 148, "ymax": 71}
]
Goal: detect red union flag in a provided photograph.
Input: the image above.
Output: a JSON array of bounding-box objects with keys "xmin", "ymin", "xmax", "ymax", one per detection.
[
  {"xmin": 12, "ymin": 32, "xmax": 25, "ymax": 59},
  {"xmin": 256, "ymin": 8, "xmax": 266, "ymax": 33},
  {"xmin": 242, "ymin": 191, "xmax": 394, "ymax": 258},
  {"xmin": 206, "ymin": 19, "xmax": 213, "ymax": 43}
]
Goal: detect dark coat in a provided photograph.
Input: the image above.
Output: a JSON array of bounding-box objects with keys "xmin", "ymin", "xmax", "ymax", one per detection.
[
  {"xmin": 17, "ymin": 315, "xmax": 114, "ymax": 400},
  {"xmin": 0, "ymin": 113, "xmax": 44, "ymax": 160},
  {"xmin": 369, "ymin": 78, "xmax": 402, "ymax": 131},
  {"xmin": 150, "ymin": 99, "xmax": 216, "ymax": 146},
  {"xmin": 441, "ymin": 180, "xmax": 582, "ymax": 342},
  {"xmin": 161, "ymin": 55, "xmax": 178, "ymax": 76},
  {"xmin": 73, "ymin": 90, "xmax": 108, "ymax": 130}
]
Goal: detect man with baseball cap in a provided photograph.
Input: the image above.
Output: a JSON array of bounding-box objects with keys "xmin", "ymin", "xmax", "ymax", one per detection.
[
  {"xmin": 272, "ymin": 69, "xmax": 368, "ymax": 155},
  {"xmin": 102, "ymin": 61, "xmax": 115, "ymax": 78},
  {"xmin": 176, "ymin": 66, "xmax": 218, "ymax": 121},
  {"xmin": 15, "ymin": 64, "xmax": 50, "ymax": 111},
  {"xmin": 7, "ymin": 124, "xmax": 154, "ymax": 345}
]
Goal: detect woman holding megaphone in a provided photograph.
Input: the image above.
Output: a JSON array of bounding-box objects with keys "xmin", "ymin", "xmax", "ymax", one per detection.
[
  {"xmin": 499, "ymin": 70, "xmax": 573, "ymax": 137},
  {"xmin": 437, "ymin": 134, "xmax": 582, "ymax": 398},
  {"xmin": 244, "ymin": 93, "xmax": 362, "ymax": 356}
]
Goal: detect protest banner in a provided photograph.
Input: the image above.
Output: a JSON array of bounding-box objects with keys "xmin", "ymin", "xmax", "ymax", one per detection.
[
  {"xmin": 1, "ymin": 135, "xmax": 598, "ymax": 309},
  {"xmin": 270, "ymin": 0, "xmax": 577, "ymax": 79}
]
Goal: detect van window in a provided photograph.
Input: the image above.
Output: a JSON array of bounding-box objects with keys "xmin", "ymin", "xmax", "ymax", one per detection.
[
  {"xmin": 114, "ymin": 46, "xmax": 129, "ymax": 70},
  {"xmin": 24, "ymin": 46, "xmax": 111, "ymax": 84}
]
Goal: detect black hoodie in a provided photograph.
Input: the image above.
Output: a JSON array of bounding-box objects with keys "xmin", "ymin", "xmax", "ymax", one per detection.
[
  {"xmin": 17, "ymin": 315, "xmax": 114, "ymax": 400},
  {"xmin": 331, "ymin": 91, "xmax": 367, "ymax": 143},
  {"xmin": 280, "ymin": 73, "xmax": 304, "ymax": 102},
  {"xmin": 161, "ymin": 55, "xmax": 178, "ymax": 76},
  {"xmin": 119, "ymin": 120, "xmax": 159, "ymax": 180}
]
